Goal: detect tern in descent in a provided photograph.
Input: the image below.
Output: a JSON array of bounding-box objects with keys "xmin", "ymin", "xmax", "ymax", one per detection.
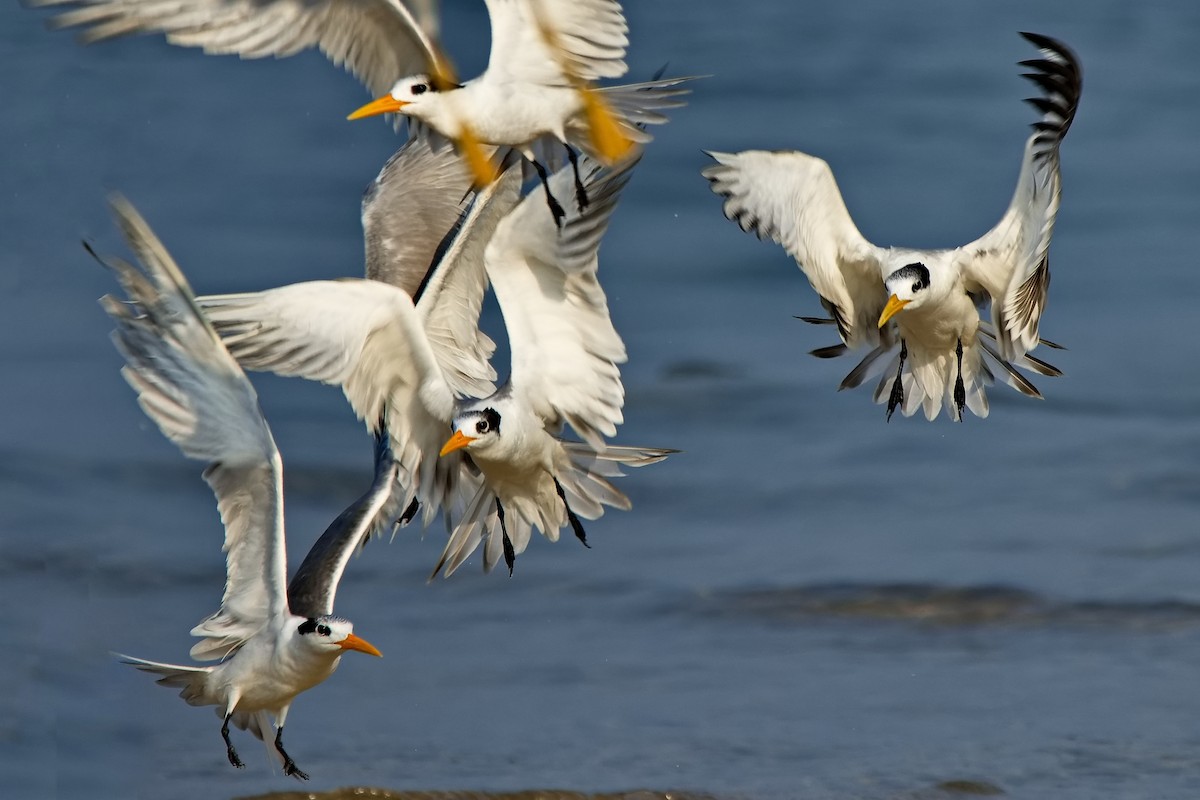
[
  {"xmin": 703, "ymin": 32, "xmax": 1081, "ymax": 421},
  {"xmin": 33, "ymin": 0, "xmax": 694, "ymax": 225},
  {"xmin": 197, "ymin": 150, "xmax": 672, "ymax": 577},
  {"xmin": 95, "ymin": 197, "xmax": 386, "ymax": 779}
]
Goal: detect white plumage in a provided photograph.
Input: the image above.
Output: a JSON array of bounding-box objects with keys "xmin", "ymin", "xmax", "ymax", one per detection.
[
  {"xmin": 703, "ymin": 32, "xmax": 1080, "ymax": 421},
  {"xmin": 97, "ymin": 196, "xmax": 385, "ymax": 779}
]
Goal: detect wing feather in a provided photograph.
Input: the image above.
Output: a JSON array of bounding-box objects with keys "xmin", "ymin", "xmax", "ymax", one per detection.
[
  {"xmin": 961, "ymin": 32, "xmax": 1082, "ymax": 362},
  {"xmin": 34, "ymin": 0, "xmax": 440, "ymax": 95},
  {"xmin": 703, "ymin": 149, "xmax": 886, "ymax": 349},
  {"xmin": 96, "ymin": 196, "xmax": 286, "ymax": 661},
  {"xmin": 486, "ymin": 151, "xmax": 637, "ymax": 447},
  {"xmin": 484, "ymin": 0, "xmax": 628, "ymax": 86}
]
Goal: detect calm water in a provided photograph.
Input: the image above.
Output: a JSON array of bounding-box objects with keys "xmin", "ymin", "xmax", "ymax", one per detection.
[{"xmin": 4, "ymin": 2, "xmax": 1200, "ymax": 798}]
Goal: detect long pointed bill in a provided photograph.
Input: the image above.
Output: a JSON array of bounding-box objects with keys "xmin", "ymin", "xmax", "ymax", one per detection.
[
  {"xmin": 440, "ymin": 431, "xmax": 477, "ymax": 457},
  {"xmin": 348, "ymin": 95, "xmax": 407, "ymax": 121},
  {"xmin": 878, "ymin": 295, "xmax": 911, "ymax": 328},
  {"xmin": 581, "ymin": 88, "xmax": 636, "ymax": 165},
  {"xmin": 339, "ymin": 633, "xmax": 382, "ymax": 657}
]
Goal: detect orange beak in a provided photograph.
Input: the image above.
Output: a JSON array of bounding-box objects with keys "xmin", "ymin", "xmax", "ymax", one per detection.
[
  {"xmin": 439, "ymin": 430, "xmax": 476, "ymax": 457},
  {"xmin": 338, "ymin": 633, "xmax": 382, "ymax": 657},
  {"xmin": 348, "ymin": 95, "xmax": 408, "ymax": 121},
  {"xmin": 878, "ymin": 295, "xmax": 911, "ymax": 328}
]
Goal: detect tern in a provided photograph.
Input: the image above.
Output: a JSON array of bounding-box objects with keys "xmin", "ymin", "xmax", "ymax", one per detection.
[
  {"xmin": 95, "ymin": 196, "xmax": 386, "ymax": 779},
  {"xmin": 703, "ymin": 32, "xmax": 1081, "ymax": 421},
  {"xmin": 33, "ymin": 0, "xmax": 694, "ymax": 224},
  {"xmin": 197, "ymin": 150, "xmax": 671, "ymax": 577}
]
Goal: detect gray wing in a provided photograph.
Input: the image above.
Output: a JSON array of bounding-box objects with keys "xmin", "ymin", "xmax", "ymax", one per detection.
[
  {"xmin": 34, "ymin": 0, "xmax": 440, "ymax": 96},
  {"xmin": 96, "ymin": 196, "xmax": 288, "ymax": 662},
  {"xmin": 286, "ymin": 427, "xmax": 398, "ymax": 618},
  {"xmin": 363, "ymin": 135, "xmax": 475, "ymax": 295},
  {"xmin": 961, "ymin": 32, "xmax": 1082, "ymax": 362}
]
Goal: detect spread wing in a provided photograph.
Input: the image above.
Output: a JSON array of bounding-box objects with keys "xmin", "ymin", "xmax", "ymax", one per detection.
[
  {"xmin": 703, "ymin": 149, "xmax": 887, "ymax": 349},
  {"xmin": 34, "ymin": 0, "xmax": 441, "ymax": 95},
  {"xmin": 961, "ymin": 32, "xmax": 1082, "ymax": 362},
  {"xmin": 484, "ymin": 0, "xmax": 628, "ymax": 86},
  {"xmin": 486, "ymin": 151, "xmax": 637, "ymax": 448},
  {"xmin": 197, "ymin": 278, "xmax": 460, "ymax": 525},
  {"xmin": 96, "ymin": 196, "xmax": 286, "ymax": 662},
  {"xmin": 286, "ymin": 428, "xmax": 398, "ymax": 618}
]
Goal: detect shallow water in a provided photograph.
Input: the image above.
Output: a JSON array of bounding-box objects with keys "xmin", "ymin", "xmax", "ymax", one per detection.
[{"xmin": 4, "ymin": 1, "xmax": 1200, "ymax": 798}]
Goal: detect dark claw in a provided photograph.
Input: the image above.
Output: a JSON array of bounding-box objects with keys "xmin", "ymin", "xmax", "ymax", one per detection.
[
  {"xmin": 953, "ymin": 338, "xmax": 966, "ymax": 422},
  {"xmin": 497, "ymin": 499, "xmax": 515, "ymax": 576},
  {"xmin": 398, "ymin": 497, "xmax": 420, "ymax": 526},
  {"xmin": 886, "ymin": 340, "xmax": 907, "ymax": 423},
  {"xmin": 565, "ymin": 145, "xmax": 589, "ymax": 211},
  {"xmin": 554, "ymin": 479, "xmax": 589, "ymax": 548},
  {"xmin": 222, "ymin": 714, "xmax": 244, "ymax": 769},
  {"xmin": 275, "ymin": 728, "xmax": 309, "ymax": 781},
  {"xmin": 532, "ymin": 159, "xmax": 565, "ymax": 229}
]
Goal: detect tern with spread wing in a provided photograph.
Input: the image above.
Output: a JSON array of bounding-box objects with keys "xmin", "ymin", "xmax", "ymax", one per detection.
[
  {"xmin": 96, "ymin": 197, "xmax": 385, "ymax": 779},
  {"xmin": 33, "ymin": 0, "xmax": 693, "ymax": 225},
  {"xmin": 198, "ymin": 151, "xmax": 671, "ymax": 577},
  {"xmin": 703, "ymin": 32, "xmax": 1080, "ymax": 421}
]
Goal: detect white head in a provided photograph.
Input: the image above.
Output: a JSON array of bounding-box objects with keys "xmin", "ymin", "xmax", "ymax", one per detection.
[
  {"xmin": 439, "ymin": 406, "xmax": 503, "ymax": 458},
  {"xmin": 878, "ymin": 262, "xmax": 932, "ymax": 327},
  {"xmin": 347, "ymin": 74, "xmax": 447, "ymax": 123},
  {"xmin": 295, "ymin": 616, "xmax": 382, "ymax": 658}
]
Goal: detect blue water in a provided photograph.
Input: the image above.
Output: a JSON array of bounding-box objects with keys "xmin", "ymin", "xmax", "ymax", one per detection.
[{"xmin": 4, "ymin": 1, "xmax": 1200, "ymax": 798}]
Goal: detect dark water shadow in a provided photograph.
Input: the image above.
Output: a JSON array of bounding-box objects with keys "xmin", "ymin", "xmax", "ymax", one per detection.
[{"xmin": 694, "ymin": 582, "xmax": 1200, "ymax": 632}]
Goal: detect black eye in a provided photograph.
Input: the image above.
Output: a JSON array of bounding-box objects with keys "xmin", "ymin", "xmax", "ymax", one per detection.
[
  {"xmin": 317, "ymin": 624, "xmax": 331, "ymax": 636},
  {"xmin": 912, "ymin": 282, "xmax": 921, "ymax": 293},
  {"xmin": 411, "ymin": 83, "xmax": 427, "ymax": 95},
  {"xmin": 475, "ymin": 419, "xmax": 490, "ymax": 434}
]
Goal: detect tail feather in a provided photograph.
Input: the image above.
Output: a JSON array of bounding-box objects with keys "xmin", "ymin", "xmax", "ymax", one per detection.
[{"xmin": 116, "ymin": 653, "xmax": 213, "ymax": 707}]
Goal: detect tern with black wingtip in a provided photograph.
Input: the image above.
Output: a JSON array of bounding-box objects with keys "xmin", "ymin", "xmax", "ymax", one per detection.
[
  {"xmin": 703, "ymin": 32, "xmax": 1081, "ymax": 421},
  {"xmin": 96, "ymin": 197, "xmax": 386, "ymax": 779}
]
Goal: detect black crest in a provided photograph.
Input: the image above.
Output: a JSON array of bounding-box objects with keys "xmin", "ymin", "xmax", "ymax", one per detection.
[{"xmin": 888, "ymin": 263, "xmax": 930, "ymax": 292}]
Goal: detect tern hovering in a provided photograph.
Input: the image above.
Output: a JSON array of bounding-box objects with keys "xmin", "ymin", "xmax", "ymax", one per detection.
[
  {"xmin": 33, "ymin": 0, "xmax": 693, "ymax": 225},
  {"xmin": 703, "ymin": 32, "xmax": 1081, "ymax": 421},
  {"xmin": 95, "ymin": 197, "xmax": 386, "ymax": 778},
  {"xmin": 198, "ymin": 148, "xmax": 671, "ymax": 576}
]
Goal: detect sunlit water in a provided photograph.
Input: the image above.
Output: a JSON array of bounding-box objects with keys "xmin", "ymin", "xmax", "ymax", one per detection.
[{"xmin": 4, "ymin": 1, "xmax": 1200, "ymax": 798}]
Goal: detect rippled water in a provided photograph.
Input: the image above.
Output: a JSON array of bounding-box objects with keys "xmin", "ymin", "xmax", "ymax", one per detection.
[{"xmin": 5, "ymin": 1, "xmax": 1200, "ymax": 798}]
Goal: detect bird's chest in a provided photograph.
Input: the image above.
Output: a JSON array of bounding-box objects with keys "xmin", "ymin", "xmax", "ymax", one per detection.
[
  {"xmin": 219, "ymin": 643, "xmax": 339, "ymax": 712},
  {"xmin": 462, "ymin": 82, "xmax": 578, "ymax": 144},
  {"xmin": 897, "ymin": 289, "xmax": 979, "ymax": 351},
  {"xmin": 471, "ymin": 431, "xmax": 556, "ymax": 496}
]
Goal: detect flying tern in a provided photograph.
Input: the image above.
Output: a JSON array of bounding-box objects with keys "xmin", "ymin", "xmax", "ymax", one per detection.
[
  {"xmin": 198, "ymin": 150, "xmax": 671, "ymax": 577},
  {"xmin": 95, "ymin": 196, "xmax": 386, "ymax": 779},
  {"xmin": 33, "ymin": 0, "xmax": 693, "ymax": 224},
  {"xmin": 703, "ymin": 32, "xmax": 1081, "ymax": 421}
]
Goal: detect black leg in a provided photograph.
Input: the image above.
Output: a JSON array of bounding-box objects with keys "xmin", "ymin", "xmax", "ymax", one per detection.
[
  {"xmin": 222, "ymin": 714, "xmax": 244, "ymax": 769},
  {"xmin": 553, "ymin": 479, "xmax": 589, "ymax": 548},
  {"xmin": 564, "ymin": 144, "xmax": 589, "ymax": 211},
  {"xmin": 532, "ymin": 159, "xmax": 565, "ymax": 229},
  {"xmin": 275, "ymin": 727, "xmax": 309, "ymax": 781},
  {"xmin": 953, "ymin": 338, "xmax": 966, "ymax": 422},
  {"xmin": 886, "ymin": 340, "xmax": 908, "ymax": 423},
  {"xmin": 497, "ymin": 499, "xmax": 515, "ymax": 577},
  {"xmin": 398, "ymin": 497, "xmax": 420, "ymax": 526}
]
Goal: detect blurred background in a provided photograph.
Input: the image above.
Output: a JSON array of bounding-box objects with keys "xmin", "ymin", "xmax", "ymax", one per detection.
[{"xmin": 3, "ymin": 1, "xmax": 1200, "ymax": 798}]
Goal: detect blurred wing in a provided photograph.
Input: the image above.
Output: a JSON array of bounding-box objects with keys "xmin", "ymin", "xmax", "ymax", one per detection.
[
  {"xmin": 487, "ymin": 152, "xmax": 637, "ymax": 447},
  {"xmin": 36, "ymin": 0, "xmax": 440, "ymax": 95},
  {"xmin": 484, "ymin": 0, "xmax": 628, "ymax": 86},
  {"xmin": 962, "ymin": 32, "xmax": 1082, "ymax": 362},
  {"xmin": 196, "ymin": 279, "xmax": 463, "ymax": 525},
  {"xmin": 703, "ymin": 149, "xmax": 886, "ymax": 349},
  {"xmin": 363, "ymin": 135, "xmax": 475, "ymax": 296},
  {"xmin": 286, "ymin": 428, "xmax": 398, "ymax": 618},
  {"xmin": 96, "ymin": 196, "xmax": 286, "ymax": 661},
  {"xmin": 416, "ymin": 156, "xmax": 523, "ymax": 398}
]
